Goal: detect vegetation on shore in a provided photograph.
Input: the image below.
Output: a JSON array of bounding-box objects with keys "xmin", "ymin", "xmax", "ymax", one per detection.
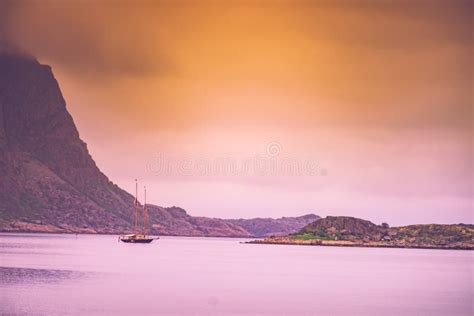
[{"xmin": 249, "ymin": 216, "xmax": 474, "ymax": 250}]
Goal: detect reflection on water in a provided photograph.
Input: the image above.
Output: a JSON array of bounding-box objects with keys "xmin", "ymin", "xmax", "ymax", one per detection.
[
  {"xmin": 0, "ymin": 267, "xmax": 87, "ymax": 285},
  {"xmin": 0, "ymin": 233, "xmax": 472, "ymax": 315}
]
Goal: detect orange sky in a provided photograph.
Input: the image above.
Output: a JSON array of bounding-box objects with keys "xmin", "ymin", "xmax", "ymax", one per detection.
[{"xmin": 1, "ymin": 0, "xmax": 472, "ymax": 224}]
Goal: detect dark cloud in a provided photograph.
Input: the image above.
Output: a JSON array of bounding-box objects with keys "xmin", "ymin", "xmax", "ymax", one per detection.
[
  {"xmin": 0, "ymin": 1, "xmax": 173, "ymax": 77},
  {"xmin": 1, "ymin": 0, "xmax": 471, "ymax": 131},
  {"xmin": 0, "ymin": 0, "xmax": 15, "ymax": 50}
]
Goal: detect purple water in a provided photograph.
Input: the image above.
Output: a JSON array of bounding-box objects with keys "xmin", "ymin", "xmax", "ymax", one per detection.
[{"xmin": 1, "ymin": 233, "xmax": 472, "ymax": 315}]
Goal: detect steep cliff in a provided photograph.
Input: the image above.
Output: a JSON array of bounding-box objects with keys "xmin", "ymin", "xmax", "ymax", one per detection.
[{"xmin": 0, "ymin": 53, "xmax": 132, "ymax": 232}]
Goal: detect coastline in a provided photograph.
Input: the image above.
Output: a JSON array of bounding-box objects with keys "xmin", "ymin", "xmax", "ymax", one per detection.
[{"xmin": 246, "ymin": 237, "xmax": 474, "ymax": 251}]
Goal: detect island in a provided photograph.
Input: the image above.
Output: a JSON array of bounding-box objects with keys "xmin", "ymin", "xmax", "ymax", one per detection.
[{"xmin": 247, "ymin": 216, "xmax": 474, "ymax": 250}]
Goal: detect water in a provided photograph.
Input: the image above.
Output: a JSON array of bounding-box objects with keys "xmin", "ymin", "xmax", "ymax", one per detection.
[{"xmin": 0, "ymin": 233, "xmax": 472, "ymax": 315}]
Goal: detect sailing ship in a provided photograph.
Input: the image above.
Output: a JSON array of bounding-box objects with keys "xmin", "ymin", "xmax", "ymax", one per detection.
[{"xmin": 120, "ymin": 180, "xmax": 158, "ymax": 243}]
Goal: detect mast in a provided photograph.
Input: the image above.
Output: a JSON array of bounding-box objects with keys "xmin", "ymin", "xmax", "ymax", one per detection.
[
  {"xmin": 133, "ymin": 179, "xmax": 138, "ymax": 232},
  {"xmin": 143, "ymin": 186, "xmax": 148, "ymax": 235}
]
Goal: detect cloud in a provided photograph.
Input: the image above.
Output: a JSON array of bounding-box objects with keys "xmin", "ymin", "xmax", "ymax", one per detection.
[
  {"xmin": 1, "ymin": 0, "xmax": 471, "ymax": 131},
  {"xmin": 0, "ymin": 1, "xmax": 173, "ymax": 77}
]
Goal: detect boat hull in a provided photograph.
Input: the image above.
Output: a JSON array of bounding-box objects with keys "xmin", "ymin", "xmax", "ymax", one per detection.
[
  {"xmin": 119, "ymin": 234, "xmax": 158, "ymax": 244},
  {"xmin": 120, "ymin": 238, "xmax": 154, "ymax": 244}
]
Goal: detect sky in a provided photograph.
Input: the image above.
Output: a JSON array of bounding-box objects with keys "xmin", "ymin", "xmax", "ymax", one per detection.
[{"xmin": 1, "ymin": 0, "xmax": 472, "ymax": 225}]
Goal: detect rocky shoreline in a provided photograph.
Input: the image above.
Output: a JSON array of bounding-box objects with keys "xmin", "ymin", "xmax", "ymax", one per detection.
[
  {"xmin": 246, "ymin": 236, "xmax": 474, "ymax": 250},
  {"xmin": 0, "ymin": 212, "xmax": 319, "ymax": 237},
  {"xmin": 246, "ymin": 216, "xmax": 474, "ymax": 251}
]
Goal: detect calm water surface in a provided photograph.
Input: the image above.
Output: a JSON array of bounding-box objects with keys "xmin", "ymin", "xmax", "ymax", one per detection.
[{"xmin": 0, "ymin": 233, "xmax": 472, "ymax": 315}]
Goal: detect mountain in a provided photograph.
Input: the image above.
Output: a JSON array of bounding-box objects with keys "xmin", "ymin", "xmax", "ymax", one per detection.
[
  {"xmin": 0, "ymin": 52, "xmax": 317, "ymax": 237},
  {"xmin": 249, "ymin": 216, "xmax": 474, "ymax": 250},
  {"xmin": 0, "ymin": 53, "xmax": 132, "ymax": 233}
]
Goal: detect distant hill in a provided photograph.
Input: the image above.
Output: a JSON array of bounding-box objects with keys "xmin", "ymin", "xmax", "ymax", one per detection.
[
  {"xmin": 249, "ymin": 216, "xmax": 474, "ymax": 250},
  {"xmin": 145, "ymin": 206, "xmax": 318, "ymax": 237},
  {"xmin": 0, "ymin": 52, "xmax": 316, "ymax": 237},
  {"xmin": 227, "ymin": 214, "xmax": 320, "ymax": 237}
]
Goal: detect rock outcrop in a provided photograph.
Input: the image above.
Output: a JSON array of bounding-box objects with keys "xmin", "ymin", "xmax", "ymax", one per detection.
[{"xmin": 298, "ymin": 216, "xmax": 383, "ymax": 241}]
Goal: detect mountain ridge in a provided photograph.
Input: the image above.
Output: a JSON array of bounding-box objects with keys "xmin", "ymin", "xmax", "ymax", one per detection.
[{"xmin": 0, "ymin": 53, "xmax": 317, "ymax": 237}]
